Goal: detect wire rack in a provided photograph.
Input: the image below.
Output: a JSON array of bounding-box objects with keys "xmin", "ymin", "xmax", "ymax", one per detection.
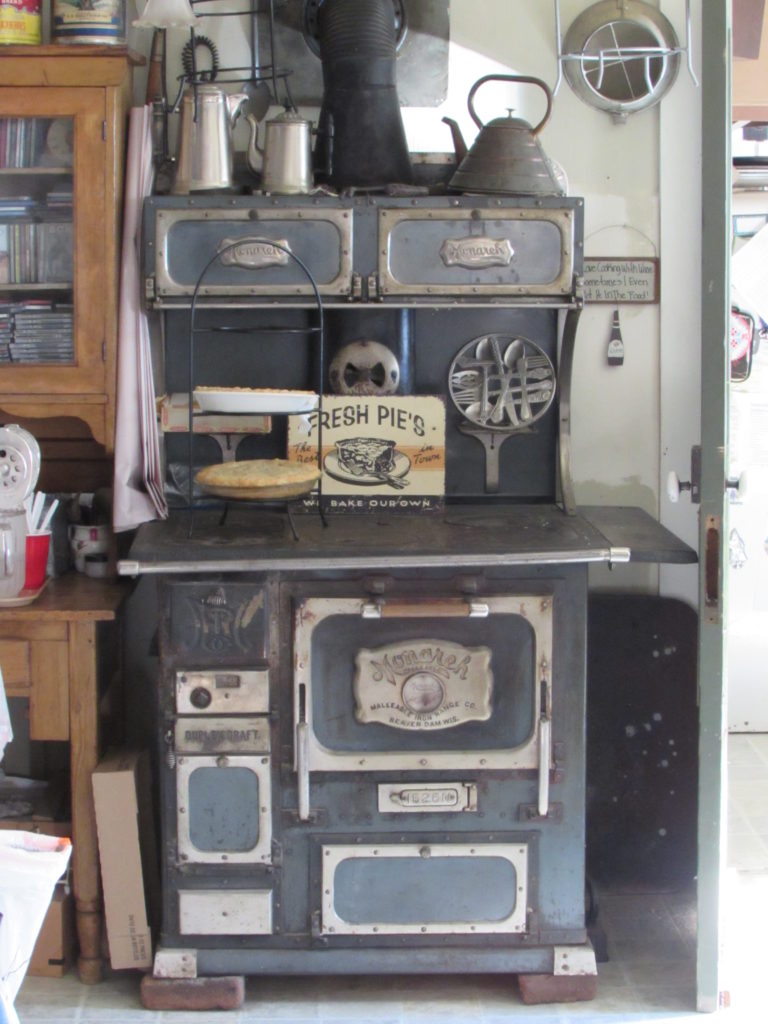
[{"xmin": 181, "ymin": 0, "xmax": 296, "ymax": 110}]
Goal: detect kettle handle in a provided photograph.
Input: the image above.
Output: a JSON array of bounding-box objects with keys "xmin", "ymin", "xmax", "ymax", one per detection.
[{"xmin": 467, "ymin": 74, "xmax": 553, "ymax": 135}]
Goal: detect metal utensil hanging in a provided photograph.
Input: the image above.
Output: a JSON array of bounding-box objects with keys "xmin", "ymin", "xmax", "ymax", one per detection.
[{"xmin": 448, "ymin": 333, "xmax": 556, "ymax": 493}]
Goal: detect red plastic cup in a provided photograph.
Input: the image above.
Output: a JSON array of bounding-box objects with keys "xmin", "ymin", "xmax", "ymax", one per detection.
[{"xmin": 24, "ymin": 532, "xmax": 50, "ymax": 591}]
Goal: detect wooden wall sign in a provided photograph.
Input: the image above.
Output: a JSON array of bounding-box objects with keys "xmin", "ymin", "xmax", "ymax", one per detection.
[{"xmin": 583, "ymin": 258, "xmax": 659, "ymax": 304}]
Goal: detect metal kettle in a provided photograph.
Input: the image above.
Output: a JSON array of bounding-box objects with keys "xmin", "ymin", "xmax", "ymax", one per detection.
[
  {"xmin": 443, "ymin": 74, "xmax": 564, "ymax": 196},
  {"xmin": 246, "ymin": 108, "xmax": 313, "ymax": 195},
  {"xmin": 172, "ymin": 86, "xmax": 248, "ymax": 195}
]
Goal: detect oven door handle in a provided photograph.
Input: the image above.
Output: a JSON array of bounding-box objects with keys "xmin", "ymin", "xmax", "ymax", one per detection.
[
  {"xmin": 296, "ymin": 721, "xmax": 311, "ymax": 821},
  {"xmin": 538, "ymin": 675, "xmax": 551, "ymax": 817},
  {"xmin": 538, "ymin": 717, "xmax": 551, "ymax": 817},
  {"xmin": 362, "ymin": 599, "xmax": 490, "ymax": 619}
]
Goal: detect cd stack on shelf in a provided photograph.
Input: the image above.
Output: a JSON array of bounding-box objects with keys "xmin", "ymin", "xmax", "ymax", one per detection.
[
  {"xmin": 45, "ymin": 184, "xmax": 73, "ymax": 211},
  {"xmin": 11, "ymin": 303, "xmax": 74, "ymax": 363},
  {"xmin": 0, "ymin": 305, "xmax": 11, "ymax": 362},
  {"xmin": 0, "ymin": 302, "xmax": 73, "ymax": 363},
  {"xmin": 0, "ymin": 118, "xmax": 47, "ymax": 168}
]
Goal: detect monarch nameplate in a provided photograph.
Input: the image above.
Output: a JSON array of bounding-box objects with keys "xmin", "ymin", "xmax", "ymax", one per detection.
[{"xmin": 583, "ymin": 258, "xmax": 659, "ymax": 303}]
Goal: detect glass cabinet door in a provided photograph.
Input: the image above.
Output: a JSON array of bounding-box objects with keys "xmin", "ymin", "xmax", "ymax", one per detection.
[
  {"xmin": 0, "ymin": 115, "xmax": 74, "ymax": 366},
  {"xmin": 0, "ymin": 86, "xmax": 110, "ymax": 431}
]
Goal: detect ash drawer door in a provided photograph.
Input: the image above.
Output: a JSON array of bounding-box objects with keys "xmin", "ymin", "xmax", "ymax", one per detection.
[
  {"xmin": 179, "ymin": 890, "xmax": 273, "ymax": 935},
  {"xmin": 320, "ymin": 842, "xmax": 529, "ymax": 936},
  {"xmin": 152, "ymin": 206, "xmax": 353, "ymax": 303},
  {"xmin": 377, "ymin": 205, "xmax": 577, "ymax": 300}
]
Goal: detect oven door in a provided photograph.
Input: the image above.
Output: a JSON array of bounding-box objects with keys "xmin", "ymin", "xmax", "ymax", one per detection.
[{"xmin": 293, "ymin": 593, "xmax": 553, "ymax": 818}]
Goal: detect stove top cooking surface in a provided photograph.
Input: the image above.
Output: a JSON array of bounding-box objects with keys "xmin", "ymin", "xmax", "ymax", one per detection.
[{"xmin": 119, "ymin": 505, "xmax": 696, "ymax": 576}]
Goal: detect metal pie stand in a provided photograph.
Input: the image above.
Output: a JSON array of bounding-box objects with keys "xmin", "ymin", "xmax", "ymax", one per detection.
[{"xmin": 186, "ymin": 238, "xmax": 325, "ymax": 538}]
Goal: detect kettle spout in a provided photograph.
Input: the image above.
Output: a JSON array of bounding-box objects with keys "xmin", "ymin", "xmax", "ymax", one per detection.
[
  {"xmin": 226, "ymin": 92, "xmax": 248, "ymax": 128},
  {"xmin": 245, "ymin": 113, "xmax": 262, "ymax": 176},
  {"xmin": 442, "ymin": 116, "xmax": 467, "ymax": 164}
]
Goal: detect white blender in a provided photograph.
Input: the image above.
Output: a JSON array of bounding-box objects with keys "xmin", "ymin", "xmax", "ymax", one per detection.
[{"xmin": 0, "ymin": 424, "xmax": 40, "ymax": 602}]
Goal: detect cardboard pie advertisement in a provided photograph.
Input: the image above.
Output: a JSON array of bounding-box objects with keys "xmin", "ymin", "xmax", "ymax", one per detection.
[{"xmin": 287, "ymin": 395, "xmax": 446, "ymax": 512}]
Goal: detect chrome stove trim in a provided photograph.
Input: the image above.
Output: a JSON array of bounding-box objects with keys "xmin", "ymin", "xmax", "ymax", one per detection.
[{"xmin": 118, "ymin": 547, "xmax": 627, "ymax": 577}]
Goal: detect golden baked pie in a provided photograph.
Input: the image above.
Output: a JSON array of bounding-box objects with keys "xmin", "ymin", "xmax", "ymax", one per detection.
[{"xmin": 195, "ymin": 459, "xmax": 321, "ymax": 500}]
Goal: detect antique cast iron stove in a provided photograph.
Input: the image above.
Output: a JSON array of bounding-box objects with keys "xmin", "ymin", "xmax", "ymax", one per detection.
[{"xmin": 123, "ymin": 192, "xmax": 695, "ymax": 1002}]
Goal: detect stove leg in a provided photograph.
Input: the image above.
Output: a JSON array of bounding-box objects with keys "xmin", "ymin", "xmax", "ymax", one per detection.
[
  {"xmin": 140, "ymin": 974, "xmax": 245, "ymax": 1011},
  {"xmin": 518, "ymin": 943, "xmax": 599, "ymax": 1004},
  {"xmin": 518, "ymin": 972, "xmax": 598, "ymax": 1004}
]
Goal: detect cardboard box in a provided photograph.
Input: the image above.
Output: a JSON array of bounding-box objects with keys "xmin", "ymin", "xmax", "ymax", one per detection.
[
  {"xmin": 92, "ymin": 750, "xmax": 159, "ymax": 970},
  {"xmin": 28, "ymin": 883, "xmax": 75, "ymax": 977}
]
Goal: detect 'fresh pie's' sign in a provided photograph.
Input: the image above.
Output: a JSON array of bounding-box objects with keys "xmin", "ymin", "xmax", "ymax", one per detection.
[{"xmin": 287, "ymin": 395, "xmax": 445, "ymax": 512}]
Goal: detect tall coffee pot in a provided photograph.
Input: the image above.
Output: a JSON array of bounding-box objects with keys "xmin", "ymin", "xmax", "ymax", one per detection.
[{"xmin": 172, "ymin": 86, "xmax": 248, "ymax": 194}]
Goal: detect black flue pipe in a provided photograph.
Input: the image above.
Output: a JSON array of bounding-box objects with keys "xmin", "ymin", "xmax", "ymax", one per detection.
[{"xmin": 314, "ymin": 0, "xmax": 413, "ymax": 189}]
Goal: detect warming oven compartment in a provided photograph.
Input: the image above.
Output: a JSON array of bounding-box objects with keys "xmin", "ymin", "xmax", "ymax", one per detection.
[
  {"xmin": 149, "ymin": 205, "xmax": 354, "ymax": 303},
  {"xmin": 377, "ymin": 206, "xmax": 577, "ymax": 298},
  {"xmin": 293, "ymin": 593, "xmax": 553, "ymax": 773},
  {"xmin": 319, "ymin": 841, "xmax": 529, "ymax": 936}
]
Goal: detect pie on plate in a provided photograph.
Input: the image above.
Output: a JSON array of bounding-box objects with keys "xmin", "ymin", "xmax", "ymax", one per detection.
[
  {"xmin": 193, "ymin": 387, "xmax": 319, "ymax": 414},
  {"xmin": 195, "ymin": 459, "xmax": 321, "ymax": 500}
]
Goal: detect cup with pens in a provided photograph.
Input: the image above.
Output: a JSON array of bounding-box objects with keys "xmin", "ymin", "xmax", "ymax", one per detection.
[{"xmin": 23, "ymin": 492, "xmax": 59, "ymax": 592}]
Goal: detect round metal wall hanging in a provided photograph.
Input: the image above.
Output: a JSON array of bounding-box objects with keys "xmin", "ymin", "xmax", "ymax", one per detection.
[
  {"xmin": 328, "ymin": 339, "xmax": 400, "ymax": 396},
  {"xmin": 448, "ymin": 334, "xmax": 556, "ymax": 431},
  {"xmin": 562, "ymin": 0, "xmax": 681, "ymax": 120}
]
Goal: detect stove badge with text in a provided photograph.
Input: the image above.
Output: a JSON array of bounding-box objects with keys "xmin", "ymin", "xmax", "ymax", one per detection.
[{"xmin": 353, "ymin": 639, "xmax": 493, "ymax": 730}]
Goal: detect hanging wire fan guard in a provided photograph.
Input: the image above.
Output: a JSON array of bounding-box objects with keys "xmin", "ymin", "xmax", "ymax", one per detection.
[
  {"xmin": 561, "ymin": 0, "xmax": 681, "ymax": 117},
  {"xmin": 448, "ymin": 334, "xmax": 556, "ymax": 432}
]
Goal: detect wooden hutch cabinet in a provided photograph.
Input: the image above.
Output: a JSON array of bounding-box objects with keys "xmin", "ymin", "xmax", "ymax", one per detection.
[{"xmin": 0, "ymin": 46, "xmax": 141, "ymax": 454}]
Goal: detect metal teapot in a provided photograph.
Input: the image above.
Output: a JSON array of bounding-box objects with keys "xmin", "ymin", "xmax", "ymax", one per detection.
[
  {"xmin": 172, "ymin": 86, "xmax": 248, "ymax": 195},
  {"xmin": 246, "ymin": 108, "xmax": 313, "ymax": 195},
  {"xmin": 443, "ymin": 74, "xmax": 564, "ymax": 196}
]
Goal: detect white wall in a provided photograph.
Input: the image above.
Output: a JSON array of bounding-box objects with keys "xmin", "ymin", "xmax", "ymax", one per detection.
[{"xmin": 128, "ymin": 0, "xmax": 702, "ymax": 605}]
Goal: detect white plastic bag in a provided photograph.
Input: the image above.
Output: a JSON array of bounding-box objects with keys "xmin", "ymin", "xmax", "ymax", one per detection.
[{"xmin": 0, "ymin": 831, "xmax": 72, "ymax": 1024}]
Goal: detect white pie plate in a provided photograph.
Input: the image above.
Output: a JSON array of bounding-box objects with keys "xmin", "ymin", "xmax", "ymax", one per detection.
[{"xmin": 193, "ymin": 388, "xmax": 319, "ymax": 414}]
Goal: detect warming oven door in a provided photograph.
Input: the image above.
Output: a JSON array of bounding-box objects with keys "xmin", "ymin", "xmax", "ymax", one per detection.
[{"xmin": 293, "ymin": 594, "xmax": 554, "ymax": 819}]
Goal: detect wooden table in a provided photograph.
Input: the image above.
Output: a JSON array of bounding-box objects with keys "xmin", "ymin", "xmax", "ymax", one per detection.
[{"xmin": 0, "ymin": 574, "xmax": 131, "ymax": 983}]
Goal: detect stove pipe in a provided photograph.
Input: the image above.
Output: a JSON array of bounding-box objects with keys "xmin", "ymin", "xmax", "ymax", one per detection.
[{"xmin": 314, "ymin": 0, "xmax": 413, "ymax": 189}]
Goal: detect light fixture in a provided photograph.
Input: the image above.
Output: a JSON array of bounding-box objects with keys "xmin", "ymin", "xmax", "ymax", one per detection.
[{"xmin": 133, "ymin": 0, "xmax": 198, "ymax": 30}]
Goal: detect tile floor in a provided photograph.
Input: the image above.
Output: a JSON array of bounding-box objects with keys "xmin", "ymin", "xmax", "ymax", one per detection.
[{"xmin": 12, "ymin": 734, "xmax": 768, "ymax": 1024}]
